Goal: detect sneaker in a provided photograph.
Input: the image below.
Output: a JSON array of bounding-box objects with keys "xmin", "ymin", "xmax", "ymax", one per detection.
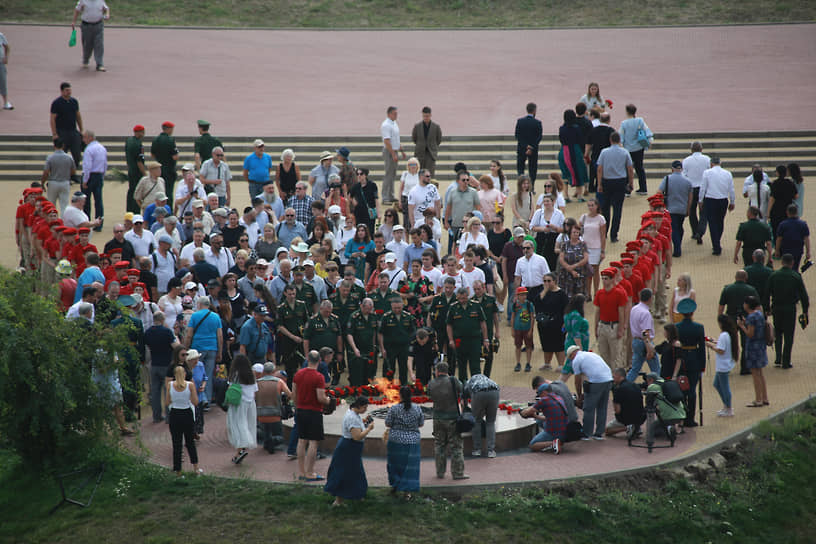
[
  {"xmin": 2, "ymin": 102, "xmax": 12, "ymax": 110},
  {"xmin": 636, "ymin": 191, "xmax": 648, "ymax": 196},
  {"xmin": 552, "ymin": 438, "xmax": 562, "ymax": 455},
  {"xmin": 452, "ymin": 474, "xmax": 470, "ymax": 480},
  {"xmin": 497, "ymin": 303, "xmax": 504, "ymax": 312},
  {"xmin": 487, "ymin": 450, "xmax": 497, "ymax": 458},
  {"xmin": 524, "ymin": 363, "xmax": 532, "ymax": 372},
  {"xmin": 580, "ymin": 436, "xmax": 591, "ymax": 441},
  {"xmin": 287, "ymin": 453, "xmax": 298, "ymax": 460},
  {"xmin": 592, "ymin": 435, "xmax": 605, "ymax": 441},
  {"xmin": 471, "ymin": 450, "xmax": 481, "ymax": 457},
  {"xmin": 96, "ymin": 66, "xmax": 106, "ymax": 72},
  {"xmin": 514, "ymin": 363, "xmax": 521, "ymax": 372}
]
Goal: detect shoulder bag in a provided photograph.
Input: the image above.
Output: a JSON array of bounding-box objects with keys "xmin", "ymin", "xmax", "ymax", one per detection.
[
  {"xmin": 451, "ymin": 377, "xmax": 475, "ymax": 433},
  {"xmin": 185, "ymin": 309, "xmax": 214, "ymax": 348},
  {"xmin": 636, "ymin": 119, "xmax": 653, "ymax": 150}
]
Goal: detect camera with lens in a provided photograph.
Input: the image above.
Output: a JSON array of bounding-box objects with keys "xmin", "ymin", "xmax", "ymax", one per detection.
[{"xmin": 363, "ymin": 415, "xmax": 374, "ymax": 426}]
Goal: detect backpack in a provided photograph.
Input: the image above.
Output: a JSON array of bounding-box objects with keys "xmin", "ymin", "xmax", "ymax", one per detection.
[
  {"xmin": 660, "ymin": 379, "xmax": 685, "ymax": 404},
  {"xmin": 224, "ymin": 382, "xmax": 243, "ymax": 407}
]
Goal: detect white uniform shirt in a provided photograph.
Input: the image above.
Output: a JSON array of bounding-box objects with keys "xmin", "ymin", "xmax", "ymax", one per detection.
[
  {"xmin": 76, "ymin": 0, "xmax": 108, "ymax": 23},
  {"xmin": 460, "ymin": 267, "xmax": 486, "ymax": 296}
]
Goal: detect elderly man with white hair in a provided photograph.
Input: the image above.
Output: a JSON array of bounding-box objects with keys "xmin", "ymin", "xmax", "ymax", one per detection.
[
  {"xmin": 156, "ymin": 215, "xmax": 182, "ymax": 250},
  {"xmin": 308, "ymin": 150, "xmax": 339, "ymax": 199},
  {"xmin": 268, "ymin": 258, "xmax": 293, "ymax": 302},
  {"xmin": 151, "ymin": 234, "xmax": 178, "ymax": 294},
  {"xmin": 198, "ymin": 145, "xmax": 231, "ymax": 207},
  {"xmin": 276, "ymin": 207, "xmax": 308, "ymax": 249},
  {"xmin": 174, "ymin": 163, "xmax": 207, "ymax": 217}
]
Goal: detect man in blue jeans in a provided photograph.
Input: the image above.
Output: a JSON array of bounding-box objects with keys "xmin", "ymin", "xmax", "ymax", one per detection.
[
  {"xmin": 184, "ymin": 296, "xmax": 222, "ymax": 403},
  {"xmin": 626, "ymin": 288, "xmax": 661, "ymax": 382},
  {"xmin": 596, "ymin": 131, "xmax": 634, "ymax": 243}
]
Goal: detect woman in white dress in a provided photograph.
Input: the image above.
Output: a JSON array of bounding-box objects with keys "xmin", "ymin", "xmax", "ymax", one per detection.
[
  {"xmin": 398, "ymin": 158, "xmax": 421, "ymax": 227},
  {"xmin": 457, "ymin": 216, "xmax": 489, "ymax": 257},
  {"xmin": 669, "ymin": 273, "xmax": 696, "ymax": 324},
  {"xmin": 579, "ymin": 198, "xmax": 607, "ymax": 296},
  {"xmin": 227, "ymin": 354, "xmax": 258, "ymax": 464}
]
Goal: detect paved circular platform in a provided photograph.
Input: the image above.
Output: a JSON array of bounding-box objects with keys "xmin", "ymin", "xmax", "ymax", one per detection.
[
  {"xmin": 132, "ymin": 385, "xmax": 696, "ymax": 487},
  {"xmin": 0, "ymin": 24, "xmax": 814, "ymax": 136}
]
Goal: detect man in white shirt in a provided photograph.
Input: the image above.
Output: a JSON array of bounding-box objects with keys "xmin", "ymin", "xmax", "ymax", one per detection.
[
  {"xmin": 198, "ymin": 146, "xmax": 231, "ymax": 207},
  {"xmin": 419, "ymin": 250, "xmax": 442, "ymax": 286},
  {"xmin": 699, "ymin": 157, "xmax": 736, "ymax": 256},
  {"xmin": 385, "ymin": 225, "xmax": 409, "ymax": 266},
  {"xmin": 681, "ymin": 141, "xmax": 711, "ymax": 244},
  {"xmin": 150, "ymin": 234, "xmax": 178, "ymax": 294},
  {"xmin": 72, "ymin": 0, "xmax": 110, "ymax": 71},
  {"xmin": 240, "ymin": 207, "xmax": 261, "ymax": 248},
  {"xmin": 124, "ymin": 214, "xmax": 156, "ymax": 257},
  {"xmin": 407, "ymin": 169, "xmax": 441, "ymax": 227},
  {"xmin": 381, "ymin": 106, "xmax": 406, "ymax": 203},
  {"xmin": 564, "ymin": 346, "xmax": 613, "ymax": 440},
  {"xmin": 63, "ymin": 191, "xmax": 102, "ymax": 230},
  {"xmin": 81, "ymin": 130, "xmax": 107, "ymax": 231},
  {"xmin": 179, "ymin": 227, "xmax": 210, "ymax": 265},
  {"xmin": 383, "ymin": 253, "xmax": 407, "ymax": 288},
  {"xmin": 191, "ymin": 199, "xmax": 214, "ymax": 234},
  {"xmin": 174, "ymin": 163, "xmax": 207, "ymax": 217},
  {"xmin": 460, "ymin": 251, "xmax": 486, "ymax": 296},
  {"xmin": 205, "ymin": 232, "xmax": 234, "ymax": 276},
  {"xmin": 156, "ymin": 215, "xmax": 182, "ymax": 251},
  {"xmin": 514, "ymin": 239, "xmax": 550, "ymax": 306}
]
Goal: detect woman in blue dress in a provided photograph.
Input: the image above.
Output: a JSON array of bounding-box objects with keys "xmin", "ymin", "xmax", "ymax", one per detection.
[
  {"xmin": 324, "ymin": 396, "xmax": 375, "ymax": 506},
  {"xmin": 737, "ymin": 296, "xmax": 769, "ymax": 407}
]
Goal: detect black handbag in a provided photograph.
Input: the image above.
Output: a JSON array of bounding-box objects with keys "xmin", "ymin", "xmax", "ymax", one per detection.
[{"xmin": 451, "ymin": 377, "xmax": 474, "ymax": 433}]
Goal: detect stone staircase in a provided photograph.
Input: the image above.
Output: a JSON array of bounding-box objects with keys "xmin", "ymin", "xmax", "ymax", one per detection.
[{"xmin": 1, "ymin": 131, "xmax": 815, "ymax": 185}]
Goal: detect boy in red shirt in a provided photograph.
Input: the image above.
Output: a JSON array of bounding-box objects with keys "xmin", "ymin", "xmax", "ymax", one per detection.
[{"xmin": 593, "ymin": 268, "xmax": 629, "ymax": 367}]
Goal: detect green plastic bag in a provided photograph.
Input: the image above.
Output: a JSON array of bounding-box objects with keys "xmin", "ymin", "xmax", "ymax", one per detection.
[{"xmin": 69, "ymin": 28, "xmax": 77, "ymax": 47}]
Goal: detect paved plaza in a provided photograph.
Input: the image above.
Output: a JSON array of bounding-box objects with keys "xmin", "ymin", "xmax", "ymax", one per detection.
[{"xmin": 2, "ymin": 23, "xmax": 815, "ymax": 485}]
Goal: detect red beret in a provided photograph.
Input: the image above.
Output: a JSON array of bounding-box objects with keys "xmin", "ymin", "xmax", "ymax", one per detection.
[
  {"xmin": 55, "ymin": 226, "xmax": 67, "ymax": 233},
  {"xmin": 641, "ymin": 220, "xmax": 656, "ymax": 229},
  {"xmin": 621, "ymin": 252, "xmax": 634, "ymax": 259},
  {"xmin": 133, "ymin": 124, "xmax": 145, "ymax": 132},
  {"xmin": 48, "ymin": 219, "xmax": 62, "ymax": 226},
  {"xmin": 639, "ymin": 234, "xmax": 654, "ymax": 242},
  {"xmin": 625, "ymin": 241, "xmax": 642, "ymax": 249},
  {"xmin": 127, "ymin": 268, "xmax": 141, "ymax": 276},
  {"xmin": 114, "ymin": 261, "xmax": 130, "ymax": 269},
  {"xmin": 78, "ymin": 227, "xmax": 91, "ymax": 234},
  {"xmin": 621, "ymin": 257, "xmax": 635, "ymax": 265},
  {"xmin": 62, "ymin": 228, "xmax": 77, "ymax": 235},
  {"xmin": 162, "ymin": 121, "xmax": 175, "ymax": 128},
  {"xmin": 600, "ymin": 268, "xmax": 616, "ymax": 278},
  {"xmin": 610, "ymin": 261, "xmax": 623, "ymax": 269}
]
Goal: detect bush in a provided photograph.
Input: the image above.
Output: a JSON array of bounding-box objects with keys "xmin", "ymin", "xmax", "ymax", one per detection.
[{"xmin": 0, "ymin": 270, "xmax": 130, "ymax": 469}]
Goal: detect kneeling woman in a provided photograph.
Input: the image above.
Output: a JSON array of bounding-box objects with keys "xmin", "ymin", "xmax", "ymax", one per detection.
[{"xmin": 324, "ymin": 396, "xmax": 375, "ymax": 506}]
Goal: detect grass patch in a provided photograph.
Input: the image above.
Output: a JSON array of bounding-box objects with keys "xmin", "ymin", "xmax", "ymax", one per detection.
[
  {"xmin": 2, "ymin": 400, "xmax": 816, "ymax": 543},
  {"xmin": 0, "ymin": 0, "xmax": 814, "ymax": 28}
]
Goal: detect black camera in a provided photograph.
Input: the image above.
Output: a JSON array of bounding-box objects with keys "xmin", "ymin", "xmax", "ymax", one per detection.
[{"xmin": 363, "ymin": 415, "xmax": 374, "ymax": 426}]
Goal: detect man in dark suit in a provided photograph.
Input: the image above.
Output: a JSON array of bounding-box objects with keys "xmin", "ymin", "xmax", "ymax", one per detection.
[
  {"xmin": 411, "ymin": 106, "xmax": 443, "ymax": 175},
  {"xmin": 515, "ymin": 102, "xmax": 543, "ymax": 188}
]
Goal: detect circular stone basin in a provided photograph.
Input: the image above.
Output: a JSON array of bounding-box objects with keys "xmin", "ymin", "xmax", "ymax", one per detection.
[{"xmin": 283, "ymin": 403, "xmax": 537, "ymax": 457}]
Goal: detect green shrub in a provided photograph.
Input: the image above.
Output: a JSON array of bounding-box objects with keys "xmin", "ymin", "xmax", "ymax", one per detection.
[{"xmin": 0, "ymin": 270, "xmax": 129, "ymax": 469}]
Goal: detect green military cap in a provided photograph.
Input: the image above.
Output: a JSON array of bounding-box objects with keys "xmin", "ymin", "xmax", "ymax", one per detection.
[
  {"xmin": 197, "ymin": 119, "xmax": 210, "ymax": 126},
  {"xmin": 292, "ymin": 265, "xmax": 306, "ymax": 273}
]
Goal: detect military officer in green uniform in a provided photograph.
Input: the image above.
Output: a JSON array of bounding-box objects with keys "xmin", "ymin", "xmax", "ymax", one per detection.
[
  {"xmin": 446, "ymin": 287, "xmax": 489, "ymax": 381},
  {"xmin": 471, "ymin": 280, "xmax": 500, "ymax": 378},
  {"xmin": 124, "ymin": 124, "xmax": 146, "ymax": 213},
  {"xmin": 674, "ymin": 298, "xmax": 706, "ymax": 427},
  {"xmin": 292, "ymin": 265, "xmax": 318, "ymax": 314},
  {"xmin": 745, "ymin": 249, "xmax": 773, "ymax": 299},
  {"xmin": 428, "ymin": 276, "xmax": 457, "ymax": 368},
  {"xmin": 330, "ymin": 279, "xmax": 360, "ymax": 372},
  {"xmin": 718, "ymin": 269, "xmax": 759, "ymax": 375},
  {"xmin": 763, "ymin": 253, "xmax": 809, "ymax": 369},
  {"xmin": 346, "ymin": 298, "xmax": 378, "ymax": 385},
  {"xmin": 370, "ymin": 272, "xmax": 397, "ymax": 321},
  {"xmin": 734, "ymin": 206, "xmax": 773, "ymax": 267},
  {"xmin": 150, "ymin": 121, "xmax": 179, "ymax": 207},
  {"xmin": 379, "ymin": 297, "xmax": 416, "ymax": 385},
  {"xmin": 276, "ymin": 284, "xmax": 309, "ymax": 387},
  {"xmin": 193, "ymin": 120, "xmax": 223, "ymax": 170},
  {"xmin": 303, "ymin": 300, "xmax": 344, "ymax": 385}
]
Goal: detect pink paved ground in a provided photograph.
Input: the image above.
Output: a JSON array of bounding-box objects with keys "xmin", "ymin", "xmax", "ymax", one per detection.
[
  {"xmin": 1, "ymin": 24, "xmax": 815, "ymax": 136},
  {"xmin": 132, "ymin": 386, "xmax": 694, "ymax": 487}
]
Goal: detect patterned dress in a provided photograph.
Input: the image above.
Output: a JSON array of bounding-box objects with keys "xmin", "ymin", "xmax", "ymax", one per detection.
[
  {"xmin": 398, "ymin": 275, "xmax": 434, "ymax": 328},
  {"xmin": 563, "ymin": 310, "xmax": 590, "ymax": 352},
  {"xmin": 556, "ymin": 239, "xmax": 588, "ymax": 298}
]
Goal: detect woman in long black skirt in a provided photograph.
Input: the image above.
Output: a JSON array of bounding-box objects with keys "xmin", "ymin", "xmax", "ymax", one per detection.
[{"xmin": 324, "ymin": 396, "xmax": 375, "ymax": 506}]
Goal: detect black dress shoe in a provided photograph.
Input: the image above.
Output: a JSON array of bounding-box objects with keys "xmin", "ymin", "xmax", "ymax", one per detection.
[
  {"xmin": 696, "ymin": 238, "xmax": 703, "ymax": 245},
  {"xmin": 684, "ymin": 420, "xmax": 699, "ymax": 428}
]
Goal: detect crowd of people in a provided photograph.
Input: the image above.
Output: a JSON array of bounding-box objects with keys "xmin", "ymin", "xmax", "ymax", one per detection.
[{"xmin": 12, "ymin": 83, "xmax": 811, "ymax": 498}]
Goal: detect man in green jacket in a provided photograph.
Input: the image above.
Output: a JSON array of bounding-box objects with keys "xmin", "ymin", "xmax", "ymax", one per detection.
[
  {"xmin": 150, "ymin": 121, "xmax": 179, "ymax": 207},
  {"xmin": 763, "ymin": 253, "xmax": 810, "ymax": 369},
  {"xmin": 124, "ymin": 124, "xmax": 146, "ymax": 213}
]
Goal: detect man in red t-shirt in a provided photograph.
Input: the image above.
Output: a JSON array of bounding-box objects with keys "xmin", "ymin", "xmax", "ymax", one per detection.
[
  {"xmin": 292, "ymin": 350, "xmax": 331, "ymax": 481},
  {"xmin": 593, "ymin": 268, "xmax": 629, "ymax": 367}
]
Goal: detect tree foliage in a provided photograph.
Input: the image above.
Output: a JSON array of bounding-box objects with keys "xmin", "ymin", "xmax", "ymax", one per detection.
[{"xmin": 0, "ymin": 270, "xmax": 129, "ymax": 469}]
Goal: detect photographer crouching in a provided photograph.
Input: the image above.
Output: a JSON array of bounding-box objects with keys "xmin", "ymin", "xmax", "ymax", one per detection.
[{"xmin": 604, "ymin": 367, "xmax": 646, "ymax": 438}]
